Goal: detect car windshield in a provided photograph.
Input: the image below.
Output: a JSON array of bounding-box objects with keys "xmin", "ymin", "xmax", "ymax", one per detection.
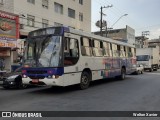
[
  {"xmin": 136, "ymin": 55, "xmax": 150, "ymax": 61},
  {"xmin": 24, "ymin": 36, "xmax": 62, "ymax": 67}
]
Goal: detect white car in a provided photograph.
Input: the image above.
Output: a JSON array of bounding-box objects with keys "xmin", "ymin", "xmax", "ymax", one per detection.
[{"xmin": 133, "ymin": 64, "xmax": 144, "ymax": 75}]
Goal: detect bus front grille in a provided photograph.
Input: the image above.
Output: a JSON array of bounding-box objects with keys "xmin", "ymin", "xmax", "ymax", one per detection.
[
  {"xmin": 27, "ymin": 70, "xmax": 47, "ymax": 74},
  {"xmin": 29, "ymin": 75, "xmax": 45, "ymax": 79}
]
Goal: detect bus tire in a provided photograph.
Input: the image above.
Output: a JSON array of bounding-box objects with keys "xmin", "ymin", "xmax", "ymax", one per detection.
[
  {"xmin": 120, "ymin": 68, "xmax": 126, "ymax": 80},
  {"xmin": 79, "ymin": 72, "xmax": 90, "ymax": 90}
]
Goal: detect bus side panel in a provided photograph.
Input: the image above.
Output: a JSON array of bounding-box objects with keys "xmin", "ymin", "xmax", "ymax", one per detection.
[
  {"xmin": 63, "ymin": 72, "xmax": 82, "ymax": 86},
  {"xmin": 113, "ymin": 58, "xmax": 121, "ymax": 76},
  {"xmin": 126, "ymin": 58, "xmax": 136, "ymax": 74}
]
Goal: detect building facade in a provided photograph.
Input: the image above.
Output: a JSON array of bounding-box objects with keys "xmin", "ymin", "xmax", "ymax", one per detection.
[
  {"xmin": 135, "ymin": 36, "xmax": 149, "ymax": 48},
  {"xmin": 0, "ymin": 10, "xmax": 19, "ymax": 71},
  {"xmin": 0, "ymin": 0, "xmax": 91, "ymax": 71},
  {"xmin": 94, "ymin": 25, "xmax": 135, "ymax": 46},
  {"xmin": 1, "ymin": 0, "xmax": 91, "ymax": 37}
]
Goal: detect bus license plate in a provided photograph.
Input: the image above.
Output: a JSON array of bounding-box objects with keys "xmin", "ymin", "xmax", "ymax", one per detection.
[{"xmin": 32, "ymin": 79, "xmax": 39, "ymax": 83}]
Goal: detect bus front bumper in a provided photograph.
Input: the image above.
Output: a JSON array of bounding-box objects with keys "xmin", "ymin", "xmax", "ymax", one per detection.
[{"xmin": 22, "ymin": 77, "xmax": 64, "ymax": 87}]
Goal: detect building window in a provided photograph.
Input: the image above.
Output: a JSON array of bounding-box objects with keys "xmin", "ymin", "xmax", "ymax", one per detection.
[
  {"xmin": 79, "ymin": 12, "xmax": 83, "ymax": 21},
  {"xmin": 42, "ymin": 0, "xmax": 48, "ymax": 9},
  {"xmin": 42, "ymin": 19, "xmax": 48, "ymax": 28},
  {"xmin": 27, "ymin": 0, "xmax": 35, "ymax": 4},
  {"xmin": 79, "ymin": 0, "xmax": 83, "ymax": 5},
  {"xmin": 54, "ymin": 2, "xmax": 63, "ymax": 14},
  {"xmin": 54, "ymin": 22, "xmax": 63, "ymax": 26},
  {"xmin": 27, "ymin": 15, "xmax": 35, "ymax": 27},
  {"xmin": 68, "ymin": 8, "xmax": 75, "ymax": 19}
]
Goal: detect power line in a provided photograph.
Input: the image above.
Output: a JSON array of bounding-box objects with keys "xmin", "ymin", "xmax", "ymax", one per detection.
[
  {"xmin": 100, "ymin": 5, "xmax": 113, "ymax": 36},
  {"xmin": 94, "ymin": 0, "xmax": 128, "ymax": 29}
]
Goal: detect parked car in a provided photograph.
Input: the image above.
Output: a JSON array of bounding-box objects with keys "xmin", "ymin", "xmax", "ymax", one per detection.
[
  {"xmin": 133, "ymin": 64, "xmax": 144, "ymax": 75},
  {"xmin": 2, "ymin": 67, "xmax": 27, "ymax": 89}
]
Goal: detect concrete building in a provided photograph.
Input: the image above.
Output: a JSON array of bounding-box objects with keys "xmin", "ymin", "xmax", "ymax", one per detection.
[
  {"xmin": 0, "ymin": 10, "xmax": 19, "ymax": 72},
  {"xmin": 0, "ymin": 0, "xmax": 91, "ymax": 71},
  {"xmin": 0, "ymin": 0, "xmax": 91, "ymax": 38},
  {"xmin": 135, "ymin": 36, "xmax": 149, "ymax": 48},
  {"xmin": 94, "ymin": 25, "xmax": 135, "ymax": 46}
]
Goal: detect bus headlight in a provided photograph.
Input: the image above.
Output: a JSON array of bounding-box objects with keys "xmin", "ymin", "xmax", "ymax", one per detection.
[
  {"xmin": 52, "ymin": 75, "xmax": 59, "ymax": 79},
  {"xmin": 22, "ymin": 75, "xmax": 28, "ymax": 78}
]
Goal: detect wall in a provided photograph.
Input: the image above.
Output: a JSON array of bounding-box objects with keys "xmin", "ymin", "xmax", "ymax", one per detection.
[
  {"xmin": 13, "ymin": 0, "xmax": 91, "ymax": 34},
  {"xmin": 0, "ymin": 0, "xmax": 14, "ymax": 13}
]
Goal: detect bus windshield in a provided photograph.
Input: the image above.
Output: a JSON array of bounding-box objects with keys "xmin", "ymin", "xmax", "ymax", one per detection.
[
  {"xmin": 24, "ymin": 35, "xmax": 62, "ymax": 68},
  {"xmin": 136, "ymin": 55, "xmax": 150, "ymax": 61}
]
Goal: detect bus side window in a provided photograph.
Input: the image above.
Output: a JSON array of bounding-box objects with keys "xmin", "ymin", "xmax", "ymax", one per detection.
[
  {"xmin": 110, "ymin": 43, "xmax": 113, "ymax": 57},
  {"xmin": 117, "ymin": 45, "xmax": 120, "ymax": 57},
  {"xmin": 64, "ymin": 37, "xmax": 79, "ymax": 66},
  {"xmin": 70, "ymin": 39, "xmax": 79, "ymax": 57},
  {"xmin": 128, "ymin": 47, "xmax": 132, "ymax": 57},
  {"xmin": 64, "ymin": 37, "xmax": 70, "ymax": 57},
  {"xmin": 131, "ymin": 48, "xmax": 136, "ymax": 57},
  {"xmin": 123, "ymin": 46, "xmax": 126, "ymax": 57},
  {"xmin": 81, "ymin": 37, "xmax": 92, "ymax": 56},
  {"xmin": 103, "ymin": 42, "xmax": 110, "ymax": 57},
  {"xmin": 125, "ymin": 47, "xmax": 128, "ymax": 57},
  {"xmin": 120, "ymin": 45, "xmax": 125, "ymax": 57},
  {"xmin": 92, "ymin": 40, "xmax": 103, "ymax": 57},
  {"xmin": 112, "ymin": 44, "xmax": 117, "ymax": 57}
]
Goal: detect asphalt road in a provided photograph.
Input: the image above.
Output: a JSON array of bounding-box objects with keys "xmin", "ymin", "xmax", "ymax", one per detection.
[{"xmin": 0, "ymin": 70, "xmax": 160, "ymax": 120}]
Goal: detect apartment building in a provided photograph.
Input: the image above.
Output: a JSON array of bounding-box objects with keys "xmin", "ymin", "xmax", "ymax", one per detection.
[
  {"xmin": 0, "ymin": 0, "xmax": 91, "ymax": 37},
  {"xmin": 135, "ymin": 36, "xmax": 149, "ymax": 48},
  {"xmin": 0, "ymin": 0, "xmax": 91, "ymax": 71},
  {"xmin": 94, "ymin": 25, "xmax": 135, "ymax": 46}
]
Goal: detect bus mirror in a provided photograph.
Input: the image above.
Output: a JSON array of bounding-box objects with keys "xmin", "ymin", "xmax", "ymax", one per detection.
[{"xmin": 70, "ymin": 39, "xmax": 75, "ymax": 49}]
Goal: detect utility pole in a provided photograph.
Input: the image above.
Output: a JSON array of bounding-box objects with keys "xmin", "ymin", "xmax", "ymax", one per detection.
[
  {"xmin": 142, "ymin": 31, "xmax": 150, "ymax": 48},
  {"xmin": 100, "ymin": 5, "xmax": 113, "ymax": 36}
]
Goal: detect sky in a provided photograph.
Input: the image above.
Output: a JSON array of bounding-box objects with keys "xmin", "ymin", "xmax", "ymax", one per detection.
[{"xmin": 91, "ymin": 0, "xmax": 160, "ymax": 39}]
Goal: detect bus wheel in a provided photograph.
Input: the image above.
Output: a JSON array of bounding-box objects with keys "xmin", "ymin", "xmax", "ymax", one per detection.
[
  {"xmin": 120, "ymin": 68, "xmax": 126, "ymax": 80},
  {"xmin": 79, "ymin": 72, "xmax": 90, "ymax": 90}
]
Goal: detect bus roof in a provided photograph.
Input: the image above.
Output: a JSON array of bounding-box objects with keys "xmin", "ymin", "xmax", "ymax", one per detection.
[
  {"xmin": 28, "ymin": 26, "xmax": 135, "ymax": 48},
  {"xmin": 68, "ymin": 27, "xmax": 135, "ymax": 48}
]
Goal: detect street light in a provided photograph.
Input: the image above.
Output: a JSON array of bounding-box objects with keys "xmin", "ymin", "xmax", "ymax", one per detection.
[
  {"xmin": 106, "ymin": 14, "xmax": 128, "ymax": 37},
  {"xmin": 110, "ymin": 14, "xmax": 128, "ymax": 28}
]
